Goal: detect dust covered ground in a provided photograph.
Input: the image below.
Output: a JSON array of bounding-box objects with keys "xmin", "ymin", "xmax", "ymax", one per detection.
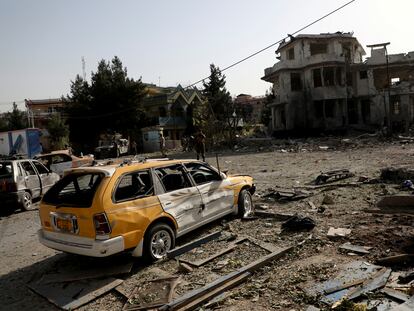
[{"xmin": 1, "ymin": 138, "xmax": 414, "ymax": 310}]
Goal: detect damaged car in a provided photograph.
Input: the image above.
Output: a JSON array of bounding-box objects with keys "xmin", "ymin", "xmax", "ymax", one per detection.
[{"xmin": 38, "ymin": 159, "xmax": 255, "ymax": 260}]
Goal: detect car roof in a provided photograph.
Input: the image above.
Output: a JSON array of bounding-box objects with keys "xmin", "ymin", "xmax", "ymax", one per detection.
[{"xmin": 65, "ymin": 159, "xmax": 201, "ymax": 177}]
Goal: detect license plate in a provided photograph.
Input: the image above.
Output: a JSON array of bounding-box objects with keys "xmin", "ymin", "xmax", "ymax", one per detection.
[{"xmin": 56, "ymin": 218, "xmax": 72, "ymax": 232}]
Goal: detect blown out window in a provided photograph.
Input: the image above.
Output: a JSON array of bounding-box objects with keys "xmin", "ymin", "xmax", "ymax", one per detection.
[
  {"xmin": 114, "ymin": 170, "xmax": 153, "ymax": 202},
  {"xmin": 43, "ymin": 173, "xmax": 104, "ymax": 207}
]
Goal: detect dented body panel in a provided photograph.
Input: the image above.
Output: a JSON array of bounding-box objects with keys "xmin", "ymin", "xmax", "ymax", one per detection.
[{"xmin": 38, "ymin": 159, "xmax": 254, "ymax": 257}]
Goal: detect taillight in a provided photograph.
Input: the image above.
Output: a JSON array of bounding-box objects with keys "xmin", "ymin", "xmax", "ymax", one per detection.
[
  {"xmin": 93, "ymin": 213, "xmax": 111, "ymax": 236},
  {"xmin": 1, "ymin": 181, "xmax": 17, "ymax": 192}
]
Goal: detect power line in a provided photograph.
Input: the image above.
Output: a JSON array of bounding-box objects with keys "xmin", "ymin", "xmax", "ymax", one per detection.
[{"xmin": 185, "ymin": 0, "xmax": 357, "ymax": 89}]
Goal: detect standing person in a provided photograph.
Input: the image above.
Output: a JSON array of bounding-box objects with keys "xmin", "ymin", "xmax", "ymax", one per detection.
[
  {"xmin": 131, "ymin": 140, "xmax": 137, "ymax": 155},
  {"xmin": 159, "ymin": 132, "xmax": 166, "ymax": 157},
  {"xmin": 194, "ymin": 130, "xmax": 206, "ymax": 162}
]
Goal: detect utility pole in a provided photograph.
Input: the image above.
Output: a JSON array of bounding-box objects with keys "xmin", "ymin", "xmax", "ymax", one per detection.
[
  {"xmin": 367, "ymin": 42, "xmax": 391, "ymax": 134},
  {"xmin": 81, "ymin": 57, "xmax": 86, "ymax": 80}
]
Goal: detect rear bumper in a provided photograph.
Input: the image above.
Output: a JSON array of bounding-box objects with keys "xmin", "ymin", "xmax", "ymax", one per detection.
[{"xmin": 38, "ymin": 229, "xmax": 125, "ymax": 257}]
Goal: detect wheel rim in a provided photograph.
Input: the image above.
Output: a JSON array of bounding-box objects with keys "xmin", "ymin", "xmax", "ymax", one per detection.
[
  {"xmin": 24, "ymin": 193, "xmax": 32, "ymax": 209},
  {"xmin": 150, "ymin": 229, "xmax": 172, "ymax": 259},
  {"xmin": 243, "ymin": 193, "xmax": 253, "ymax": 216}
]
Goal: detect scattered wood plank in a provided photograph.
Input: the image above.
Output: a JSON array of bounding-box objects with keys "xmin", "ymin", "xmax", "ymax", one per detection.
[
  {"xmin": 323, "ymin": 278, "xmax": 366, "ymax": 295},
  {"xmin": 160, "ymin": 246, "xmax": 293, "ymax": 311},
  {"xmin": 376, "ymin": 254, "xmax": 414, "ymax": 266},
  {"xmin": 391, "ymin": 296, "xmax": 414, "ymax": 311},
  {"xmin": 40, "ymin": 261, "xmax": 134, "ymax": 284},
  {"xmin": 339, "ymin": 243, "xmax": 372, "ymax": 255},
  {"xmin": 180, "ymin": 243, "xmax": 239, "ymax": 267},
  {"xmin": 377, "ymin": 195, "xmax": 414, "ymax": 208},
  {"xmin": 347, "ymin": 267, "xmax": 392, "ymax": 300},
  {"xmin": 28, "ymin": 278, "xmax": 123, "ymax": 310},
  {"xmin": 167, "ymin": 231, "xmax": 222, "ymax": 259},
  {"xmin": 176, "ymin": 272, "xmax": 251, "ymax": 311},
  {"xmin": 381, "ymin": 288, "xmax": 410, "ymax": 303}
]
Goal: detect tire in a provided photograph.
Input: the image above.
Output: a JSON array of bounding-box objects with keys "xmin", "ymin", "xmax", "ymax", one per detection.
[
  {"xmin": 238, "ymin": 189, "xmax": 254, "ymax": 218},
  {"xmin": 20, "ymin": 191, "xmax": 32, "ymax": 211},
  {"xmin": 144, "ymin": 223, "xmax": 175, "ymax": 261}
]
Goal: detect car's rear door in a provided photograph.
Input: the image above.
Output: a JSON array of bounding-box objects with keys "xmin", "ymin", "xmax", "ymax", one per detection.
[
  {"xmin": 20, "ymin": 160, "xmax": 42, "ymax": 198},
  {"xmin": 32, "ymin": 160, "xmax": 57, "ymax": 194},
  {"xmin": 155, "ymin": 164, "xmax": 203, "ymax": 234},
  {"xmin": 184, "ymin": 162, "xmax": 234, "ymax": 221}
]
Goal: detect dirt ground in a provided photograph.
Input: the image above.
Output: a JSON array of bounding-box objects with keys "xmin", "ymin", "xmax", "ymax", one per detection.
[{"xmin": 2, "ymin": 138, "xmax": 414, "ymax": 310}]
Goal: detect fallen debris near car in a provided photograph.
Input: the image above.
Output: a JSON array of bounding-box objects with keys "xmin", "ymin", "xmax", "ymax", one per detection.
[
  {"xmin": 376, "ymin": 254, "xmax": 414, "ymax": 266},
  {"xmin": 159, "ymin": 246, "xmax": 293, "ymax": 311},
  {"xmin": 327, "ymin": 227, "xmax": 352, "ymax": 239},
  {"xmin": 339, "ymin": 243, "xmax": 372, "ymax": 255},
  {"xmin": 167, "ymin": 231, "xmax": 222, "ymax": 259},
  {"xmin": 315, "ymin": 169, "xmax": 354, "ymax": 185},
  {"xmin": 123, "ymin": 276, "xmax": 181, "ymax": 310},
  {"xmin": 381, "ymin": 167, "xmax": 414, "ymax": 183},
  {"xmin": 28, "ymin": 278, "xmax": 123, "ymax": 310},
  {"xmin": 254, "ymin": 210, "xmax": 295, "ymax": 221},
  {"xmin": 376, "ymin": 195, "xmax": 414, "ymax": 215},
  {"xmin": 262, "ymin": 187, "xmax": 312, "ymax": 201},
  {"xmin": 281, "ymin": 215, "xmax": 316, "ymax": 232}
]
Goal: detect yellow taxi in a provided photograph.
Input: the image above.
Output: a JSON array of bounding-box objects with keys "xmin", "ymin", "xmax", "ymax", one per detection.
[{"xmin": 38, "ymin": 159, "xmax": 255, "ymax": 260}]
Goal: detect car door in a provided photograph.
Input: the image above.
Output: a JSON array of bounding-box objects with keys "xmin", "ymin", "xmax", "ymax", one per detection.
[
  {"xmin": 155, "ymin": 164, "xmax": 203, "ymax": 235},
  {"xmin": 50, "ymin": 154, "xmax": 73, "ymax": 176},
  {"xmin": 20, "ymin": 160, "xmax": 41, "ymax": 198},
  {"xmin": 32, "ymin": 160, "xmax": 57, "ymax": 194},
  {"xmin": 184, "ymin": 162, "xmax": 234, "ymax": 221}
]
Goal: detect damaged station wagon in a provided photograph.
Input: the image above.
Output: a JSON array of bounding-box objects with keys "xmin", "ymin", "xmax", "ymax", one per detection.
[{"xmin": 38, "ymin": 159, "xmax": 255, "ymax": 260}]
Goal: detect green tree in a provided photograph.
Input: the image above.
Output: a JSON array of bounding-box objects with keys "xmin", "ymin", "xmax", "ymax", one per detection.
[
  {"xmin": 0, "ymin": 116, "xmax": 8, "ymax": 132},
  {"xmin": 65, "ymin": 56, "xmax": 147, "ymax": 151},
  {"xmin": 46, "ymin": 114, "xmax": 69, "ymax": 150},
  {"xmin": 201, "ymin": 64, "xmax": 232, "ymax": 146},
  {"xmin": 6, "ymin": 103, "xmax": 27, "ymax": 130}
]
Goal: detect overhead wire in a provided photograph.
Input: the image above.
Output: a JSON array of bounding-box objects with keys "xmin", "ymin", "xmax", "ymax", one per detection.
[{"xmin": 8, "ymin": 0, "xmax": 357, "ymax": 120}]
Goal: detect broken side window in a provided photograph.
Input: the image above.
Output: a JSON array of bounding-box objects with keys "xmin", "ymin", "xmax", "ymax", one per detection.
[
  {"xmin": 310, "ymin": 43, "xmax": 327, "ymax": 56},
  {"xmin": 184, "ymin": 163, "xmax": 221, "ymax": 185},
  {"xmin": 290, "ymin": 73, "xmax": 302, "ymax": 91},
  {"xmin": 114, "ymin": 170, "xmax": 154, "ymax": 202},
  {"xmin": 313, "ymin": 69, "xmax": 322, "ymax": 88},
  {"xmin": 287, "ymin": 47, "xmax": 295, "ymax": 60},
  {"xmin": 359, "ymin": 70, "xmax": 368, "ymax": 79},
  {"xmin": 155, "ymin": 165, "xmax": 191, "ymax": 193},
  {"xmin": 336, "ymin": 67, "xmax": 343, "ymax": 86},
  {"xmin": 325, "ymin": 99, "xmax": 336, "ymax": 118},
  {"xmin": 314, "ymin": 101, "xmax": 324, "ymax": 119},
  {"xmin": 323, "ymin": 67, "xmax": 335, "ymax": 86}
]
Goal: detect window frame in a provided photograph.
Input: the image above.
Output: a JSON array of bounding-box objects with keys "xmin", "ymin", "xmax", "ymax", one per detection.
[
  {"xmin": 32, "ymin": 160, "xmax": 49, "ymax": 175},
  {"xmin": 154, "ymin": 164, "xmax": 193, "ymax": 194},
  {"xmin": 184, "ymin": 162, "xmax": 223, "ymax": 186},
  {"xmin": 112, "ymin": 169, "xmax": 155, "ymax": 203},
  {"xmin": 20, "ymin": 160, "xmax": 37, "ymax": 176}
]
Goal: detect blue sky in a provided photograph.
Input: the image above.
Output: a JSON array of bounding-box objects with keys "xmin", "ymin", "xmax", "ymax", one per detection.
[{"xmin": 1, "ymin": 0, "xmax": 413, "ymax": 112}]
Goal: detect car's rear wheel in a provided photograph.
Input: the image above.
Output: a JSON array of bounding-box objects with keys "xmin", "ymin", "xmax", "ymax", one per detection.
[
  {"xmin": 144, "ymin": 223, "xmax": 175, "ymax": 261},
  {"xmin": 20, "ymin": 191, "xmax": 32, "ymax": 211},
  {"xmin": 238, "ymin": 189, "xmax": 254, "ymax": 217}
]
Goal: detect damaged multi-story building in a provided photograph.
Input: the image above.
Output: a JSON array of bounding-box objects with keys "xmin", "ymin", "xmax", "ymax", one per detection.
[{"xmin": 262, "ymin": 32, "xmax": 414, "ymax": 134}]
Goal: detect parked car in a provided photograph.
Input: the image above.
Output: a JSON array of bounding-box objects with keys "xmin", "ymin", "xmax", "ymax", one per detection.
[
  {"xmin": 94, "ymin": 138, "xmax": 129, "ymax": 159},
  {"xmin": 0, "ymin": 159, "xmax": 60, "ymax": 211},
  {"xmin": 38, "ymin": 159, "xmax": 255, "ymax": 260},
  {"xmin": 34, "ymin": 150, "xmax": 94, "ymax": 177}
]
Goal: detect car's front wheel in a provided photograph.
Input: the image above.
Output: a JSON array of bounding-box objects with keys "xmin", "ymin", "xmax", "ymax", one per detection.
[
  {"xmin": 238, "ymin": 189, "xmax": 254, "ymax": 217},
  {"xmin": 20, "ymin": 191, "xmax": 32, "ymax": 211},
  {"xmin": 144, "ymin": 223, "xmax": 175, "ymax": 261}
]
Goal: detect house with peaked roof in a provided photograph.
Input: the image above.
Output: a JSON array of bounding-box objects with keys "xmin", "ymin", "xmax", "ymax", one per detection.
[{"xmin": 143, "ymin": 84, "xmax": 205, "ymax": 141}]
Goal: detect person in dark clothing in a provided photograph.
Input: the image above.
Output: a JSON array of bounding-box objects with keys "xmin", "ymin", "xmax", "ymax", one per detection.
[{"xmin": 194, "ymin": 130, "xmax": 206, "ymax": 162}]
